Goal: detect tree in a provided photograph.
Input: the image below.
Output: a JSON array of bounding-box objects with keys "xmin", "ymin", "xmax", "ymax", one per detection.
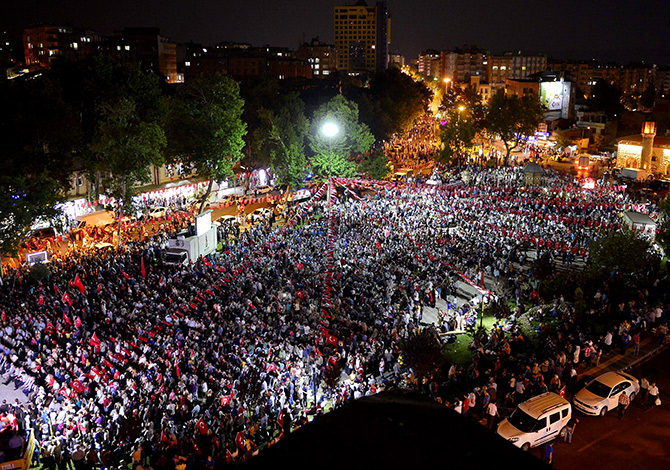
[
  {"xmin": 399, "ymin": 327, "xmax": 443, "ymax": 389},
  {"xmin": 656, "ymin": 195, "xmax": 670, "ymax": 253},
  {"xmin": 257, "ymin": 92, "xmax": 309, "ymax": 189},
  {"xmin": 239, "ymin": 75, "xmax": 281, "ymax": 168},
  {"xmin": 354, "ymin": 67, "xmax": 432, "ymax": 140},
  {"xmin": 553, "ymin": 129, "xmax": 573, "ymax": 151},
  {"xmin": 166, "ymin": 73, "xmax": 247, "ymax": 213},
  {"xmin": 0, "ymin": 76, "xmax": 78, "ymax": 257},
  {"xmin": 436, "ymin": 108, "xmax": 477, "ymax": 165},
  {"xmin": 358, "ymin": 150, "xmax": 390, "ymax": 180},
  {"xmin": 90, "ymin": 96, "xmax": 166, "ymax": 224},
  {"xmin": 308, "ymin": 95, "xmax": 375, "ymax": 179},
  {"xmin": 72, "ymin": 58, "xmax": 166, "ymax": 208},
  {"xmin": 485, "ymin": 90, "xmax": 545, "ymax": 165},
  {"xmin": 588, "ymin": 228, "xmax": 653, "ymax": 274}
]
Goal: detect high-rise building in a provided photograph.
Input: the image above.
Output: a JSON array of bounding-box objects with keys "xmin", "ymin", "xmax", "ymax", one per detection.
[
  {"xmin": 488, "ymin": 52, "xmax": 547, "ymax": 85},
  {"xmin": 296, "ymin": 37, "xmax": 338, "ymax": 78},
  {"xmin": 334, "ymin": 0, "xmax": 390, "ymax": 75},
  {"xmin": 418, "ymin": 49, "xmax": 440, "ymax": 78},
  {"xmin": 440, "ymin": 46, "xmax": 488, "ymax": 83}
]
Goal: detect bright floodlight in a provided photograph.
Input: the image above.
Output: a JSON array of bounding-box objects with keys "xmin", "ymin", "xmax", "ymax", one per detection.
[{"xmin": 322, "ymin": 122, "xmax": 339, "ymax": 138}]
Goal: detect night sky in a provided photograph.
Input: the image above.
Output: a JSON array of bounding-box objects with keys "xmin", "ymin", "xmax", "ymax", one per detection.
[{"xmin": 3, "ymin": 0, "xmax": 670, "ymax": 65}]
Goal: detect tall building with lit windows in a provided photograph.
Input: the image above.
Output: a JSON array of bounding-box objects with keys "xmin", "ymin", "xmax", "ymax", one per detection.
[
  {"xmin": 23, "ymin": 25, "xmax": 100, "ymax": 70},
  {"xmin": 334, "ymin": 0, "xmax": 390, "ymax": 75}
]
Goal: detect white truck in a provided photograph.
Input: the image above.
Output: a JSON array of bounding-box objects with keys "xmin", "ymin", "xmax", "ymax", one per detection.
[
  {"xmin": 620, "ymin": 168, "xmax": 649, "ymax": 182},
  {"xmin": 164, "ymin": 211, "xmax": 217, "ymax": 265}
]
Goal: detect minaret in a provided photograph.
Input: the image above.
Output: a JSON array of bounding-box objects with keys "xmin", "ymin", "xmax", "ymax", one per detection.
[{"xmin": 640, "ymin": 121, "xmax": 656, "ymax": 171}]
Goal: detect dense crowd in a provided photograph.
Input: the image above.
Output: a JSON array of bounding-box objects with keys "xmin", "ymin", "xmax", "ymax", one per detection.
[{"xmin": 0, "ymin": 166, "xmax": 667, "ymax": 468}]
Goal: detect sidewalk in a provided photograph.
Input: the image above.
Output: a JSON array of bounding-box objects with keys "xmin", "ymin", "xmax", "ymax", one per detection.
[{"xmin": 575, "ymin": 335, "xmax": 668, "ymax": 379}]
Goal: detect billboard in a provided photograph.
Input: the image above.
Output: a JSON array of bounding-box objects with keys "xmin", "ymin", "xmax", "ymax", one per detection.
[{"xmin": 540, "ymin": 82, "xmax": 564, "ymax": 111}]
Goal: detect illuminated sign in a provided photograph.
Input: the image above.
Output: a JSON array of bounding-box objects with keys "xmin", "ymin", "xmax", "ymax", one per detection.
[
  {"xmin": 195, "ymin": 210, "xmax": 212, "ymax": 237},
  {"xmin": 540, "ymin": 82, "xmax": 564, "ymax": 111}
]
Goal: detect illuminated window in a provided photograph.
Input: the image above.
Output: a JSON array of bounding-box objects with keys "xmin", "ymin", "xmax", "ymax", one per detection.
[
  {"xmin": 185, "ymin": 61, "xmax": 190, "ymax": 66},
  {"xmin": 125, "ymin": 45, "xmax": 130, "ymax": 51}
]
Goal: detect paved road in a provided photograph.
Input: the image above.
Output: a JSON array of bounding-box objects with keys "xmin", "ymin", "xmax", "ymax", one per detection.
[{"xmin": 525, "ymin": 337, "xmax": 670, "ymax": 467}]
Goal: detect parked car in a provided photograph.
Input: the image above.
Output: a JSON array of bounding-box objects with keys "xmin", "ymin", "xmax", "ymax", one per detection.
[
  {"xmin": 254, "ymin": 185, "xmax": 273, "ymax": 195},
  {"xmin": 573, "ymin": 371, "xmax": 639, "ymax": 416},
  {"xmin": 141, "ymin": 207, "xmax": 168, "ymax": 220},
  {"xmin": 497, "ymin": 392, "xmax": 571, "ymax": 451},
  {"xmin": 216, "ymin": 215, "xmax": 239, "ymax": 226},
  {"xmin": 220, "ymin": 194, "xmax": 241, "ymax": 205},
  {"xmin": 26, "ymin": 226, "xmax": 59, "ymax": 241},
  {"xmin": 245, "ymin": 208, "xmax": 272, "ymax": 224}
]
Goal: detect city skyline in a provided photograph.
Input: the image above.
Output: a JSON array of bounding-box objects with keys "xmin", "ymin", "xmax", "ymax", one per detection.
[{"xmin": 3, "ymin": 0, "xmax": 670, "ymax": 65}]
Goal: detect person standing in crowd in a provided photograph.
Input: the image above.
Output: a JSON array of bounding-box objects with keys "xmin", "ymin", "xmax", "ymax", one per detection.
[{"xmin": 563, "ymin": 417, "xmax": 578, "ymax": 444}]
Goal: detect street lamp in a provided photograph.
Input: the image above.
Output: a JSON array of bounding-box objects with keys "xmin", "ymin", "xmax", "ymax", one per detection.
[{"xmin": 321, "ymin": 122, "xmax": 339, "ymax": 205}]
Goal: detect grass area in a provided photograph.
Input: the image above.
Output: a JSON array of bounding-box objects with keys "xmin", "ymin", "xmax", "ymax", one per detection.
[{"xmin": 441, "ymin": 310, "xmax": 500, "ymax": 367}]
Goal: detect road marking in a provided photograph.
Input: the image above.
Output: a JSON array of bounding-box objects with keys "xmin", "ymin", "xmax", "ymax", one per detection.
[{"xmin": 577, "ymin": 428, "xmax": 617, "ymax": 452}]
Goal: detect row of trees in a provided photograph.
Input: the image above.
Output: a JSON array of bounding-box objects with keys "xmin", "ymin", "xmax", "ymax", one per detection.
[
  {"xmin": 0, "ymin": 59, "xmax": 430, "ymax": 256},
  {"xmin": 436, "ymin": 85, "xmax": 545, "ymax": 165}
]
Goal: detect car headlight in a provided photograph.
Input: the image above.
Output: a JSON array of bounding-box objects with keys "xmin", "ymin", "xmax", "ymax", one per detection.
[{"xmin": 509, "ymin": 437, "xmax": 519, "ymax": 443}]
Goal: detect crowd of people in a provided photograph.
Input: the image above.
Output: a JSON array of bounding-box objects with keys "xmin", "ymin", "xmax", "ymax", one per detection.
[{"xmin": 0, "ymin": 165, "xmax": 666, "ymax": 468}]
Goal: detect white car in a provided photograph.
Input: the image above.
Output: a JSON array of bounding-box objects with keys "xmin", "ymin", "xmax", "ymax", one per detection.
[
  {"xmin": 573, "ymin": 371, "xmax": 640, "ymax": 416},
  {"xmin": 216, "ymin": 215, "xmax": 239, "ymax": 226},
  {"xmin": 143, "ymin": 207, "xmax": 168, "ymax": 219},
  {"xmin": 497, "ymin": 392, "xmax": 571, "ymax": 451},
  {"xmin": 254, "ymin": 185, "xmax": 273, "ymax": 195},
  {"xmin": 245, "ymin": 208, "xmax": 272, "ymax": 224}
]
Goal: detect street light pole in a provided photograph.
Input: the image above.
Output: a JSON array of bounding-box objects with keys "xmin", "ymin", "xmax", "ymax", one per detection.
[{"xmin": 321, "ymin": 122, "xmax": 339, "ymax": 206}]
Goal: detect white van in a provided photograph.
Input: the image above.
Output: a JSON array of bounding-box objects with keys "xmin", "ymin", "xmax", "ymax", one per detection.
[
  {"xmin": 497, "ymin": 392, "xmax": 571, "ymax": 451},
  {"xmin": 72, "ymin": 210, "xmax": 116, "ymax": 231}
]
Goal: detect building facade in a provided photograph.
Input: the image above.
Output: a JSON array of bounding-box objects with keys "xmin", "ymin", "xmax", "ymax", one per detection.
[
  {"xmin": 617, "ymin": 122, "xmax": 670, "ymax": 174},
  {"xmin": 440, "ymin": 46, "xmax": 488, "ymax": 83},
  {"xmin": 23, "ymin": 25, "xmax": 101, "ymax": 70},
  {"xmin": 334, "ymin": 0, "xmax": 390, "ymax": 74},
  {"xmin": 295, "ymin": 37, "xmax": 338, "ymax": 78},
  {"xmin": 488, "ymin": 52, "xmax": 547, "ymax": 85}
]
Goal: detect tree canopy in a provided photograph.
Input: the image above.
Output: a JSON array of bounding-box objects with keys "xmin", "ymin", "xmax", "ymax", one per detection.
[
  {"xmin": 353, "ymin": 67, "xmax": 432, "ymax": 140},
  {"xmin": 0, "ymin": 76, "xmax": 79, "ymax": 256},
  {"xmin": 485, "ymin": 89, "xmax": 545, "ymax": 164},
  {"xmin": 436, "ymin": 108, "xmax": 477, "ymax": 166},
  {"xmin": 166, "ymin": 73, "xmax": 247, "ymax": 212},
  {"xmin": 257, "ymin": 92, "xmax": 310, "ymax": 189},
  {"xmin": 588, "ymin": 228, "xmax": 653, "ymax": 274},
  {"xmin": 308, "ymin": 95, "xmax": 374, "ymax": 179}
]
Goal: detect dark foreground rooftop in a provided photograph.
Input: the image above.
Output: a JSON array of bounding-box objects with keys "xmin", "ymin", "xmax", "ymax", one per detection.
[{"xmin": 243, "ymin": 388, "xmax": 546, "ymax": 470}]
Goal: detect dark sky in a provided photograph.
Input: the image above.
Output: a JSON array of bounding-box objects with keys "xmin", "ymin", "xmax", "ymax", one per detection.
[{"xmin": 3, "ymin": 0, "xmax": 670, "ymax": 64}]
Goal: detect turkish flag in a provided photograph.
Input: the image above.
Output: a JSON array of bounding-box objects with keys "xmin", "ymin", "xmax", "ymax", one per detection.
[
  {"xmin": 73, "ymin": 274, "xmax": 85, "ymax": 294},
  {"xmin": 121, "ymin": 271, "xmax": 130, "ymax": 280},
  {"xmin": 62, "ymin": 292, "xmax": 73, "ymax": 306},
  {"xmin": 235, "ymin": 431, "xmax": 245, "ymax": 450},
  {"xmin": 75, "ymin": 317, "xmax": 82, "ymax": 328},
  {"xmin": 38, "ymin": 294, "xmax": 44, "ymax": 306},
  {"xmin": 197, "ymin": 418, "xmax": 208, "ymax": 435},
  {"xmin": 141, "ymin": 258, "xmax": 146, "ymax": 278},
  {"xmin": 71, "ymin": 380, "xmax": 85, "ymax": 393},
  {"xmin": 90, "ymin": 332, "xmax": 100, "ymax": 347},
  {"xmin": 63, "ymin": 312, "xmax": 72, "ymax": 325},
  {"xmin": 324, "ymin": 333, "xmax": 338, "ymax": 346}
]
